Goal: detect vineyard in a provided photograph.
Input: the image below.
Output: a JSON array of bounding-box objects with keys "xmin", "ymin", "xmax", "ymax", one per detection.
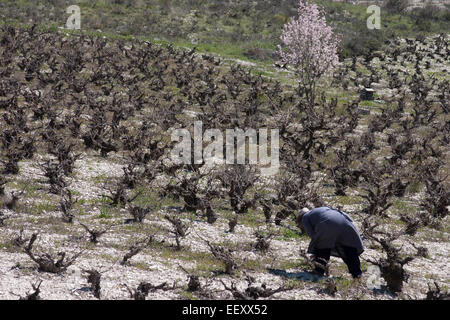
[{"xmin": 0, "ymin": 13, "xmax": 448, "ymax": 300}]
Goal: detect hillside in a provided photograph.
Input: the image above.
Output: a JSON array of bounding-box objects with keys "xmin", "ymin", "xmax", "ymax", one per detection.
[
  {"xmin": 0, "ymin": 1, "xmax": 448, "ymax": 301},
  {"xmin": 0, "ymin": 0, "xmax": 449, "ymax": 60}
]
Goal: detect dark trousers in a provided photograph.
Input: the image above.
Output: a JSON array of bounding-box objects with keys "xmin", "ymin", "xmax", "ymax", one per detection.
[{"xmin": 314, "ymin": 246, "xmax": 362, "ymax": 278}]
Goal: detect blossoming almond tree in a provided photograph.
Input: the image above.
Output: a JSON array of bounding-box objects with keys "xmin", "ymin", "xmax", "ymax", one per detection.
[{"xmin": 277, "ymin": 0, "xmax": 341, "ymax": 105}]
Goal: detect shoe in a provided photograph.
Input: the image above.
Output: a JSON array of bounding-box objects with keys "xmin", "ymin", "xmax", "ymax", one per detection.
[
  {"xmin": 352, "ymin": 273, "xmax": 362, "ymax": 279},
  {"xmin": 310, "ymin": 270, "xmax": 325, "ymax": 276}
]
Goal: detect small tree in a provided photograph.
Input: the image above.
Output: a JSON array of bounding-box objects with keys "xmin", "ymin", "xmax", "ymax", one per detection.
[
  {"xmin": 277, "ymin": 0, "xmax": 340, "ymax": 104},
  {"xmin": 384, "ymin": 0, "xmax": 409, "ymax": 14}
]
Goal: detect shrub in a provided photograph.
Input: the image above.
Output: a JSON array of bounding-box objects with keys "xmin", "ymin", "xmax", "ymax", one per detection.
[
  {"xmin": 277, "ymin": 0, "xmax": 340, "ymax": 104},
  {"xmin": 384, "ymin": 0, "xmax": 409, "ymax": 14}
]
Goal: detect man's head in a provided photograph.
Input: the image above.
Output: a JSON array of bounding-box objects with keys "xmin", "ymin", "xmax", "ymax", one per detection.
[{"xmin": 296, "ymin": 207, "xmax": 310, "ymax": 231}]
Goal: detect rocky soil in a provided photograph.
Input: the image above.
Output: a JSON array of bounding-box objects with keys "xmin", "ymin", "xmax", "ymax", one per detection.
[
  {"xmin": 0, "ymin": 26, "xmax": 448, "ymax": 300},
  {"xmin": 0, "ymin": 151, "xmax": 448, "ymax": 300}
]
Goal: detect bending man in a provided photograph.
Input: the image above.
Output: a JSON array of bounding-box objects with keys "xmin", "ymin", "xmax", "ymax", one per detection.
[{"xmin": 297, "ymin": 207, "xmax": 364, "ymax": 278}]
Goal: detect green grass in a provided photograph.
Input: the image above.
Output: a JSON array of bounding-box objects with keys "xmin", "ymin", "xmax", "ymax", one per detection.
[
  {"xmin": 94, "ymin": 199, "xmax": 122, "ymax": 219},
  {"xmin": 334, "ymin": 195, "xmax": 363, "ymax": 206},
  {"xmin": 158, "ymin": 246, "xmax": 220, "ymax": 275},
  {"xmin": 132, "ymin": 186, "xmax": 171, "ymax": 209},
  {"xmin": 272, "ymin": 258, "xmax": 310, "ymax": 271},
  {"xmin": 241, "ymin": 256, "xmax": 274, "ymax": 272},
  {"xmin": 239, "ymin": 214, "xmax": 264, "ymax": 229},
  {"xmin": 360, "ymin": 100, "xmax": 383, "ymax": 108},
  {"xmin": 171, "ymin": 39, "xmax": 253, "ymax": 62},
  {"xmin": 278, "ymin": 228, "xmax": 305, "ymax": 241},
  {"xmin": 0, "ymin": 240, "xmax": 18, "ymax": 252},
  {"xmin": 1, "ymin": 0, "xmax": 448, "ymax": 63},
  {"xmin": 91, "ymin": 174, "xmax": 109, "ymax": 184},
  {"xmin": 22, "ymin": 201, "xmax": 57, "ymax": 215},
  {"xmin": 391, "ymin": 199, "xmax": 419, "ymax": 215},
  {"xmin": 10, "ymin": 179, "xmax": 41, "ymax": 197},
  {"xmin": 179, "ymin": 291, "xmax": 199, "ymax": 300}
]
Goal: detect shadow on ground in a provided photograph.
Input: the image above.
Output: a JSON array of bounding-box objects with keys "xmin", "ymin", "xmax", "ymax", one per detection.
[{"xmin": 268, "ymin": 268, "xmax": 327, "ymax": 282}]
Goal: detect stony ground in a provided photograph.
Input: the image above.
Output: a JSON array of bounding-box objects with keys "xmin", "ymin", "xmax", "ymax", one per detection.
[
  {"xmin": 0, "ymin": 30, "xmax": 449, "ymax": 300},
  {"xmin": 0, "ymin": 149, "xmax": 448, "ymax": 300}
]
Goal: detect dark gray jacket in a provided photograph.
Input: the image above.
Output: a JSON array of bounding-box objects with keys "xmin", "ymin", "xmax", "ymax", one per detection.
[{"xmin": 302, "ymin": 207, "xmax": 364, "ymax": 258}]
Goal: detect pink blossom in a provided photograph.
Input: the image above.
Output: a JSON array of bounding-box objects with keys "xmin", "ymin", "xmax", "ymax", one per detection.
[{"xmin": 278, "ymin": 0, "xmax": 341, "ymax": 89}]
